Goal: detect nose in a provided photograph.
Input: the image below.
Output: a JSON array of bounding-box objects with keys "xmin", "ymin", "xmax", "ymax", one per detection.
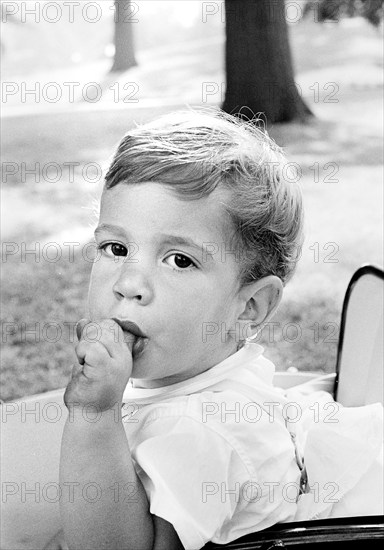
[{"xmin": 112, "ymin": 263, "xmax": 153, "ymax": 305}]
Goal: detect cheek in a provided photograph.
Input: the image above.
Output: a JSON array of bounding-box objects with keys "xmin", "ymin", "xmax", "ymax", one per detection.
[
  {"xmin": 87, "ymin": 265, "xmax": 109, "ymax": 317},
  {"xmin": 202, "ymin": 284, "xmax": 238, "ymax": 318},
  {"xmin": 179, "ymin": 288, "xmax": 237, "ymax": 337},
  {"xmin": 157, "ymin": 293, "xmax": 205, "ymax": 341},
  {"xmin": 199, "ymin": 294, "xmax": 239, "ymax": 348}
]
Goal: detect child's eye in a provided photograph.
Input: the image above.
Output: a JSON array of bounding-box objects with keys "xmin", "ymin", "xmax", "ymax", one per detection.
[
  {"xmin": 164, "ymin": 253, "xmax": 197, "ymax": 271},
  {"xmin": 99, "ymin": 242, "xmax": 128, "ymax": 257}
]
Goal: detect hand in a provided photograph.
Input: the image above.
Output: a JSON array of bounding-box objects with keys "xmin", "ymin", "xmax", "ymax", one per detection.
[
  {"xmin": 64, "ymin": 318, "xmax": 134, "ymax": 412},
  {"xmin": 43, "ymin": 529, "xmax": 69, "ymax": 550}
]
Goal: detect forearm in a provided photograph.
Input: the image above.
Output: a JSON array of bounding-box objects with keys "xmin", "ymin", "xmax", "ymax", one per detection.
[{"xmin": 59, "ymin": 407, "xmax": 154, "ymax": 550}]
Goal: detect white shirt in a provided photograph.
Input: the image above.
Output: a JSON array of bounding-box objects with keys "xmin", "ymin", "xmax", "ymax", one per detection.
[
  {"xmin": 122, "ymin": 343, "xmax": 383, "ymax": 548},
  {"xmin": 122, "ymin": 343, "xmax": 301, "ymax": 549}
]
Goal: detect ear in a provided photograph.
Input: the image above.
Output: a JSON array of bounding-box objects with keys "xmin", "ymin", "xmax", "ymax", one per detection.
[{"xmin": 237, "ymin": 275, "xmax": 283, "ymax": 338}]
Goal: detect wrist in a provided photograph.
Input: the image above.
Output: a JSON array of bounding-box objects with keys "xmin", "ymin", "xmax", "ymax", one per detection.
[{"xmin": 65, "ymin": 402, "xmax": 124, "ymax": 426}]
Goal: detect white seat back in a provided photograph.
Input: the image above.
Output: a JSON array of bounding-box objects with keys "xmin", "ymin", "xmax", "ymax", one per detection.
[{"xmin": 335, "ymin": 266, "xmax": 384, "ymax": 407}]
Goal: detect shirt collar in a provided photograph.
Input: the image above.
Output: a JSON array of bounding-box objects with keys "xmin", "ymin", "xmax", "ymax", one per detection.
[{"xmin": 123, "ymin": 342, "xmax": 266, "ymax": 404}]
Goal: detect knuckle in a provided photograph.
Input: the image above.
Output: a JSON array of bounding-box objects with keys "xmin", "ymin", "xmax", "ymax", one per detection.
[{"xmin": 84, "ymin": 344, "xmax": 107, "ymax": 365}]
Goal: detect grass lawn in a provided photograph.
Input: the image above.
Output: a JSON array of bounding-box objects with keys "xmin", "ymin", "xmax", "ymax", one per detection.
[{"xmin": 1, "ymin": 17, "xmax": 382, "ymax": 401}]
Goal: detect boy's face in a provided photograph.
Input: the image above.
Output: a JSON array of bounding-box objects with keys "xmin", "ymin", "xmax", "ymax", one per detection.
[{"xmin": 89, "ymin": 182, "xmax": 248, "ymax": 388}]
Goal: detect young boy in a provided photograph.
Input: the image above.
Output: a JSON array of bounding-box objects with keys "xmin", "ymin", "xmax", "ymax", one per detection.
[{"xmin": 46, "ymin": 110, "xmax": 382, "ymax": 550}]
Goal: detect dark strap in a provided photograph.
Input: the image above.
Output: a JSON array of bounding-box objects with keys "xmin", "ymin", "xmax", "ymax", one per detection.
[{"xmin": 287, "ymin": 430, "xmax": 310, "ymax": 498}]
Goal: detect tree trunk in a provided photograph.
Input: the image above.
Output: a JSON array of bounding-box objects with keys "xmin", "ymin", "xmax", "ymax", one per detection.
[
  {"xmin": 222, "ymin": 0, "xmax": 313, "ymax": 123},
  {"xmin": 110, "ymin": 0, "xmax": 137, "ymax": 73}
]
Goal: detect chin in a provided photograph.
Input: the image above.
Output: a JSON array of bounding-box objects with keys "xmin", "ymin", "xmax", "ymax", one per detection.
[{"xmin": 130, "ymin": 354, "xmax": 154, "ymax": 381}]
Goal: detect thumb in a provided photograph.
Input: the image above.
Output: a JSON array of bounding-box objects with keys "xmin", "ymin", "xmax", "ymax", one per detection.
[{"xmin": 111, "ymin": 318, "xmax": 136, "ymax": 352}]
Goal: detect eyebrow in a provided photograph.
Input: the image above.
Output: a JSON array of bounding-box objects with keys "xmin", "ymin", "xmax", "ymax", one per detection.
[
  {"xmin": 94, "ymin": 224, "xmax": 127, "ymax": 239},
  {"xmin": 94, "ymin": 225, "xmax": 202, "ymax": 250},
  {"xmin": 157, "ymin": 233, "xmax": 202, "ymax": 251}
]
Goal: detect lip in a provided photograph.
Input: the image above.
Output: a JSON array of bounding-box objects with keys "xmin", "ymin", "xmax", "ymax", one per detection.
[
  {"xmin": 112, "ymin": 318, "xmax": 147, "ymax": 339},
  {"xmin": 112, "ymin": 318, "xmax": 148, "ymax": 357}
]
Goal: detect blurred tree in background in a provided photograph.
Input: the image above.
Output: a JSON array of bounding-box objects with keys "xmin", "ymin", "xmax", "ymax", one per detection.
[
  {"xmin": 304, "ymin": 0, "xmax": 383, "ymax": 26},
  {"xmin": 222, "ymin": 0, "xmax": 383, "ymax": 123},
  {"xmin": 110, "ymin": 0, "xmax": 137, "ymax": 72},
  {"xmin": 223, "ymin": 0, "xmax": 313, "ymax": 123}
]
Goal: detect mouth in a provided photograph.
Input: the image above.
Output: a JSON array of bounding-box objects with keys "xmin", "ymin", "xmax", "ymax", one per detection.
[
  {"xmin": 112, "ymin": 318, "xmax": 147, "ymax": 338},
  {"xmin": 112, "ymin": 318, "xmax": 148, "ymax": 357}
]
